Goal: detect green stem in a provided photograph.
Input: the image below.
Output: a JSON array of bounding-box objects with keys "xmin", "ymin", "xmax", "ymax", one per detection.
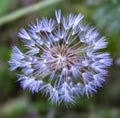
[{"xmin": 0, "ymin": 0, "xmax": 62, "ymax": 25}]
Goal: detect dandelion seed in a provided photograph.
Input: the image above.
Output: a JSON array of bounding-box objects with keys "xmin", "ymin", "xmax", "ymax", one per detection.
[{"xmin": 9, "ymin": 10, "xmax": 112, "ymax": 104}]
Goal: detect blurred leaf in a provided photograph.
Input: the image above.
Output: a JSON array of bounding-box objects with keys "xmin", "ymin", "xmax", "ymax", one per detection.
[
  {"xmin": 91, "ymin": 1, "xmax": 120, "ymax": 57},
  {"xmin": 92, "ymin": 2, "xmax": 120, "ymax": 36},
  {"xmin": 89, "ymin": 107, "xmax": 120, "ymax": 118},
  {"xmin": 0, "ymin": 46, "xmax": 10, "ymax": 60},
  {"xmin": 34, "ymin": 100, "xmax": 51, "ymax": 113},
  {"xmin": 0, "ymin": 0, "xmax": 63, "ymax": 25},
  {"xmin": 0, "ymin": 97, "xmax": 29, "ymax": 118},
  {"xmin": 0, "ymin": 0, "xmax": 10, "ymax": 16}
]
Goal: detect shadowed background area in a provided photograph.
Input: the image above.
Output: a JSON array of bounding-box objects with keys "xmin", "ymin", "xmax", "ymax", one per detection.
[{"xmin": 0, "ymin": 0, "xmax": 120, "ymax": 118}]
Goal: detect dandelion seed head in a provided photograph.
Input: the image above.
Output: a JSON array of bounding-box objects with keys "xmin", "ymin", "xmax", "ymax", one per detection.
[{"xmin": 9, "ymin": 10, "xmax": 112, "ymax": 105}]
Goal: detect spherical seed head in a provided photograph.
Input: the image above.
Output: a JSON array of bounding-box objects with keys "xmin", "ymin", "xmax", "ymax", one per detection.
[{"xmin": 9, "ymin": 10, "xmax": 112, "ymax": 105}]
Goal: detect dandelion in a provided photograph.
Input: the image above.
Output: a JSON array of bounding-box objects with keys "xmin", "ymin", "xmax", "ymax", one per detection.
[{"xmin": 9, "ymin": 10, "xmax": 112, "ymax": 104}]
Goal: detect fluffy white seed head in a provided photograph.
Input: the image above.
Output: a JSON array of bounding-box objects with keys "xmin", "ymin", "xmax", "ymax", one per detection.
[{"xmin": 9, "ymin": 10, "xmax": 112, "ymax": 105}]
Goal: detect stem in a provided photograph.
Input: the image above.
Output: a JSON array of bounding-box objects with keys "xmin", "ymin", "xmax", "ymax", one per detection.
[{"xmin": 0, "ymin": 0, "xmax": 62, "ymax": 25}]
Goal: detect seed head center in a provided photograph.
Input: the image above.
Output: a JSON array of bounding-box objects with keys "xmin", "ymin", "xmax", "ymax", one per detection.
[{"xmin": 43, "ymin": 45, "xmax": 77, "ymax": 70}]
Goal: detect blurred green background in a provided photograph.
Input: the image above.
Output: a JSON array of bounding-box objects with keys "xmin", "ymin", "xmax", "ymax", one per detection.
[{"xmin": 0, "ymin": 0, "xmax": 120, "ymax": 118}]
